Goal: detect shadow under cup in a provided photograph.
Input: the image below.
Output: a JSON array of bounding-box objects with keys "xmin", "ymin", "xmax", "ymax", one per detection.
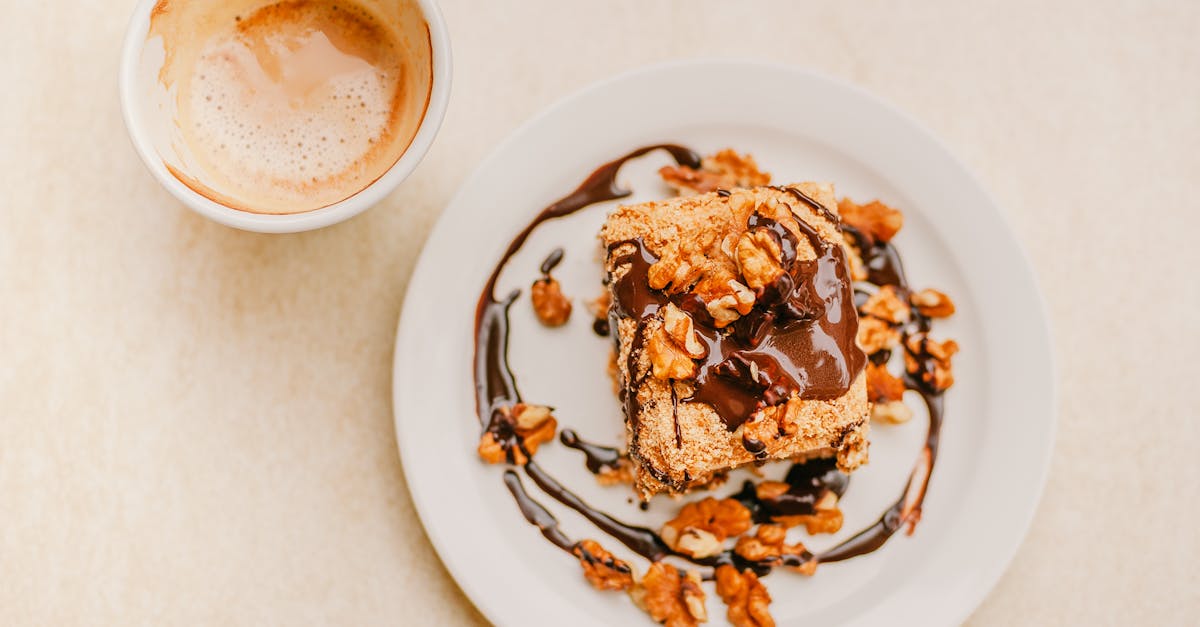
[{"xmin": 130, "ymin": 0, "xmax": 434, "ymax": 216}]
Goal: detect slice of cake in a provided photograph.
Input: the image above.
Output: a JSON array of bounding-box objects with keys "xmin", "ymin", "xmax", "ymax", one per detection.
[{"xmin": 600, "ymin": 184, "xmax": 870, "ymax": 498}]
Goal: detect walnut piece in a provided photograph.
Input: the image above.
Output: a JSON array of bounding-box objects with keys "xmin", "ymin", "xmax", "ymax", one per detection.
[
  {"xmin": 754, "ymin": 481, "xmax": 790, "ymax": 502},
  {"xmin": 475, "ymin": 403, "xmax": 557, "ymax": 466},
  {"xmin": 736, "ymin": 229, "xmax": 785, "ymax": 291},
  {"xmin": 573, "ymin": 540, "xmax": 634, "ymax": 591},
  {"xmin": 705, "ymin": 279, "xmax": 756, "ymax": 327},
  {"xmin": 596, "ymin": 456, "xmax": 636, "ymax": 486},
  {"xmin": 904, "ymin": 334, "xmax": 959, "ymax": 392},
  {"xmin": 714, "ymin": 565, "xmax": 774, "ymax": 627},
  {"xmin": 530, "ymin": 277, "xmax": 572, "ymax": 326},
  {"xmin": 872, "ymin": 400, "xmax": 914, "ymax": 425},
  {"xmin": 661, "ymin": 497, "xmax": 752, "ymax": 558},
  {"xmin": 740, "ymin": 404, "xmax": 798, "ymax": 450},
  {"xmin": 857, "ymin": 317, "xmax": 901, "ymax": 354},
  {"xmin": 588, "ymin": 292, "xmax": 612, "ymax": 319},
  {"xmin": 838, "ymin": 197, "xmax": 904, "ymax": 242},
  {"xmin": 910, "ymin": 288, "xmax": 956, "ymax": 318},
  {"xmin": 659, "ymin": 149, "xmax": 772, "ymax": 196},
  {"xmin": 648, "ymin": 237, "xmax": 712, "ymax": 294},
  {"xmin": 630, "ymin": 562, "xmax": 708, "ymax": 627},
  {"xmin": 866, "ymin": 362, "xmax": 906, "ymax": 403},
  {"xmin": 860, "ymin": 286, "xmax": 911, "ymax": 325},
  {"xmin": 662, "ymin": 304, "xmax": 706, "ymax": 358},
  {"xmin": 647, "ymin": 311, "xmax": 700, "ymax": 381},
  {"xmin": 733, "ymin": 524, "xmax": 808, "ymax": 565}
]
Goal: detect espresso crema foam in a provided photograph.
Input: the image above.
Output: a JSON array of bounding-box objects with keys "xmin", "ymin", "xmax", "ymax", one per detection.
[{"xmin": 151, "ymin": 0, "xmax": 432, "ymax": 214}]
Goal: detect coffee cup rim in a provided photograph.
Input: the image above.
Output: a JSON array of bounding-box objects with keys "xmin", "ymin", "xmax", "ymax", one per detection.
[{"xmin": 118, "ymin": 0, "xmax": 452, "ymax": 233}]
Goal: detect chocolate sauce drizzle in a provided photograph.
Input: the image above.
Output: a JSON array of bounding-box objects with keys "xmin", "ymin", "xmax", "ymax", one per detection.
[
  {"xmin": 474, "ymin": 144, "xmax": 700, "ymax": 428},
  {"xmin": 560, "ymin": 429, "xmax": 623, "ymax": 475},
  {"xmin": 503, "ymin": 470, "xmax": 575, "ymax": 552},
  {"xmin": 473, "ymin": 143, "xmax": 948, "ymax": 579},
  {"xmin": 539, "ymin": 247, "xmax": 565, "ymax": 276},
  {"xmin": 731, "ymin": 457, "xmax": 850, "ymax": 522},
  {"xmin": 814, "ymin": 224, "xmax": 945, "ymax": 563}
]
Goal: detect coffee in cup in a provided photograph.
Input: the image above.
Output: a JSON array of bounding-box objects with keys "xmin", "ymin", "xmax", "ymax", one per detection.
[{"xmin": 145, "ymin": 0, "xmax": 433, "ymax": 214}]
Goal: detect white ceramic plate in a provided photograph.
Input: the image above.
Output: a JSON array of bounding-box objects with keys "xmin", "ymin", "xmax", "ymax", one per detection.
[{"xmin": 393, "ymin": 61, "xmax": 1055, "ymax": 627}]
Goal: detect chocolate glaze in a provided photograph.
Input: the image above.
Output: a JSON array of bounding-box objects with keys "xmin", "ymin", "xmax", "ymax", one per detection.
[
  {"xmin": 474, "ymin": 143, "xmax": 949, "ymax": 581},
  {"xmin": 607, "ymin": 190, "xmax": 865, "ymax": 431}
]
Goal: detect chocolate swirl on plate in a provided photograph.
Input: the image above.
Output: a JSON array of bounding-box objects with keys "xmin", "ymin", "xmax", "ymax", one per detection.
[{"xmin": 472, "ymin": 144, "xmax": 950, "ymax": 576}]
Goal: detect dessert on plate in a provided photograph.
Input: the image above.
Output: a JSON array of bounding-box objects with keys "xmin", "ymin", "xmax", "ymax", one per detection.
[
  {"xmin": 472, "ymin": 145, "xmax": 959, "ymax": 627},
  {"xmin": 600, "ymin": 183, "xmax": 869, "ymax": 498}
]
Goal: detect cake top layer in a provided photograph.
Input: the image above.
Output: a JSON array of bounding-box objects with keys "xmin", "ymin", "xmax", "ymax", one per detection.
[{"xmin": 601, "ymin": 184, "xmax": 867, "ymax": 431}]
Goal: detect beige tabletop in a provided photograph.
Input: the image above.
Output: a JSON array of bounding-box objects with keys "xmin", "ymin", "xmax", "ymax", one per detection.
[{"xmin": 3, "ymin": 0, "xmax": 1198, "ymax": 624}]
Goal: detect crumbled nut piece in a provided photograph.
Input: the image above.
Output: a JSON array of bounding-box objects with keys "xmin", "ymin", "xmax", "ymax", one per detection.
[
  {"xmin": 866, "ymin": 362, "xmax": 906, "ymax": 403},
  {"xmin": 904, "ymin": 334, "xmax": 959, "ymax": 392},
  {"xmin": 836, "ymin": 426, "xmax": 870, "ymax": 471},
  {"xmin": 646, "ymin": 302, "xmax": 708, "ymax": 380},
  {"xmin": 740, "ymin": 405, "xmax": 797, "ymax": 450},
  {"xmin": 797, "ymin": 507, "xmax": 844, "ymax": 535},
  {"xmin": 659, "ymin": 149, "xmax": 771, "ymax": 195},
  {"xmin": 588, "ymin": 292, "xmax": 612, "ymax": 319},
  {"xmin": 838, "ymin": 198, "xmax": 904, "ymax": 242},
  {"xmin": 860, "ymin": 286, "xmax": 911, "ymax": 325},
  {"xmin": 752, "ymin": 197, "xmax": 805, "ymax": 239},
  {"xmin": 705, "ymin": 279, "xmax": 756, "ymax": 327},
  {"xmin": 715, "ymin": 565, "xmax": 774, "ymax": 627},
  {"xmin": 530, "ymin": 277, "xmax": 572, "ymax": 326},
  {"xmin": 873, "ymin": 400, "xmax": 913, "ymax": 425},
  {"xmin": 910, "ymin": 288, "xmax": 956, "ymax": 318},
  {"xmin": 736, "ymin": 229, "xmax": 785, "ymax": 291},
  {"xmin": 475, "ymin": 403, "xmax": 558, "ymax": 466},
  {"xmin": 596, "ymin": 456, "xmax": 636, "ymax": 486},
  {"xmin": 476, "ymin": 432, "xmax": 507, "ymax": 464},
  {"xmin": 675, "ymin": 528, "xmax": 722, "ymax": 559},
  {"xmin": 661, "ymin": 497, "xmax": 752, "ymax": 558},
  {"xmin": 573, "ymin": 540, "xmax": 635, "ymax": 591},
  {"xmin": 755, "ymin": 481, "xmax": 790, "ymax": 501},
  {"xmin": 648, "ymin": 237, "xmax": 712, "ymax": 294},
  {"xmin": 680, "ymin": 570, "xmax": 708, "ymax": 623},
  {"xmin": 793, "ymin": 558, "xmax": 818, "ymax": 576},
  {"xmin": 511, "ymin": 403, "xmax": 553, "ymax": 431},
  {"xmin": 733, "ymin": 524, "xmax": 807, "ymax": 564},
  {"xmin": 630, "ymin": 562, "xmax": 708, "ymax": 627},
  {"xmin": 648, "ymin": 327, "xmax": 698, "ymax": 381},
  {"xmin": 857, "ymin": 317, "xmax": 901, "ymax": 354},
  {"xmin": 662, "ymin": 304, "xmax": 707, "ymax": 358}
]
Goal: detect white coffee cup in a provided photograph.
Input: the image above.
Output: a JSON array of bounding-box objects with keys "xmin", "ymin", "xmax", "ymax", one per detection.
[{"xmin": 119, "ymin": 0, "xmax": 451, "ymax": 233}]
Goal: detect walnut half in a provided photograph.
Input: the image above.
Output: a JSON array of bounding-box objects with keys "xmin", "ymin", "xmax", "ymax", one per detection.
[
  {"xmin": 531, "ymin": 277, "xmax": 572, "ymax": 326},
  {"xmin": 660, "ymin": 497, "xmax": 752, "ymax": 559},
  {"xmin": 629, "ymin": 562, "xmax": 708, "ymax": 627},
  {"xmin": 715, "ymin": 565, "xmax": 774, "ymax": 627},
  {"xmin": 647, "ymin": 304, "xmax": 706, "ymax": 380},
  {"xmin": 475, "ymin": 403, "xmax": 557, "ymax": 465},
  {"xmin": 573, "ymin": 540, "xmax": 634, "ymax": 591}
]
